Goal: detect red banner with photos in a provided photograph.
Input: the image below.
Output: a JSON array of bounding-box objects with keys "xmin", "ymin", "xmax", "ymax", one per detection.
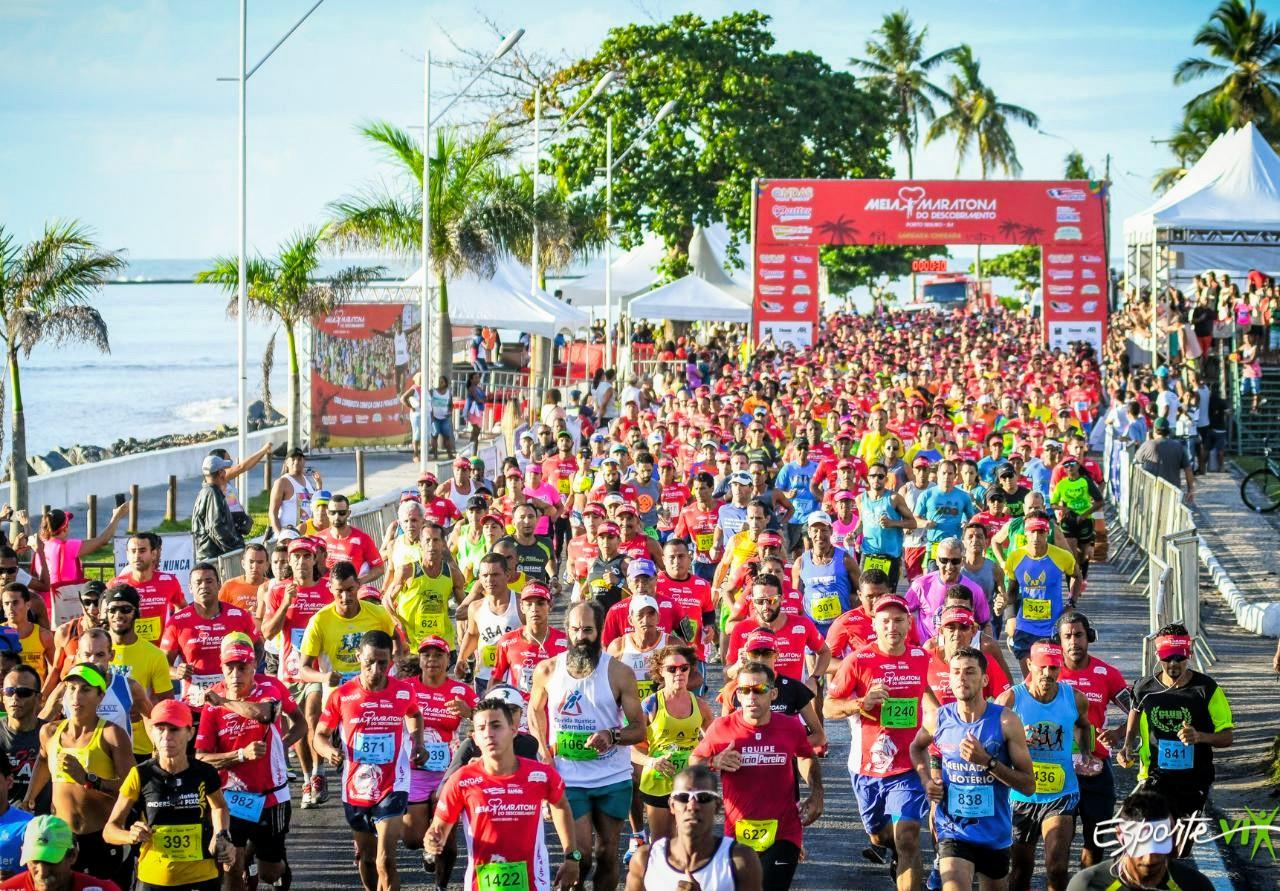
[{"xmin": 310, "ymin": 303, "xmax": 420, "ymax": 446}]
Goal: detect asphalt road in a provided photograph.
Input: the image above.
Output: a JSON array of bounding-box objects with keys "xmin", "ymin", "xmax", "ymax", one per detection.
[{"xmin": 283, "ymin": 532, "xmax": 1245, "ymax": 890}]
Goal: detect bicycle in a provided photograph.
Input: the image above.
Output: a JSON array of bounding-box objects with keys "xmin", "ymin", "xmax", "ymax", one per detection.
[{"xmin": 1240, "ymin": 437, "xmax": 1280, "ymax": 512}]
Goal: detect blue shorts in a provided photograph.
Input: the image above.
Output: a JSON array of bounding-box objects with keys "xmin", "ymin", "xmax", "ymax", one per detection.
[
  {"xmin": 344, "ymin": 791, "xmax": 408, "ymax": 835},
  {"xmin": 431, "ymin": 416, "xmax": 454, "ymax": 438},
  {"xmin": 564, "ymin": 779, "xmax": 633, "ymax": 821},
  {"xmin": 1011, "ymin": 628, "xmax": 1048, "ymax": 661},
  {"xmin": 1243, "ymin": 377, "xmax": 1261, "ymax": 396},
  {"xmin": 853, "ymin": 772, "xmax": 928, "ymax": 834}
]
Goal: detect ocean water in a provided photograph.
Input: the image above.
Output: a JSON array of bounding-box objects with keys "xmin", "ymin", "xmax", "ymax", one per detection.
[{"xmin": 20, "ymin": 282, "xmax": 288, "ymax": 456}]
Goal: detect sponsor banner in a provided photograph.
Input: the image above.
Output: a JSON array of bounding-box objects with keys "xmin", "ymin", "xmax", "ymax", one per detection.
[
  {"xmin": 754, "ymin": 178, "xmax": 1109, "ymax": 348},
  {"xmin": 752, "ymin": 245, "xmax": 820, "ymax": 344},
  {"xmin": 1046, "ymin": 319, "xmax": 1103, "ymax": 355},
  {"xmin": 112, "ymin": 534, "xmax": 196, "ymax": 593},
  {"xmin": 756, "ymin": 179, "xmax": 1106, "ymax": 247},
  {"xmin": 758, "ymin": 321, "xmax": 814, "ymax": 350},
  {"xmin": 310, "ymin": 303, "xmax": 421, "ymax": 447}
]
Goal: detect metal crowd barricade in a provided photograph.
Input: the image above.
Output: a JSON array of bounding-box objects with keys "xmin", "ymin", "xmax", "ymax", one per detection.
[{"xmin": 1102, "ymin": 429, "xmax": 1213, "ymax": 674}]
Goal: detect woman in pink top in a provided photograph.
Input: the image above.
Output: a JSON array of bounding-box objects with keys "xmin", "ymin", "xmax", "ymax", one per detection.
[
  {"xmin": 520, "ymin": 465, "xmax": 562, "ymax": 536},
  {"xmin": 831, "ymin": 490, "xmax": 860, "ymax": 557},
  {"xmin": 33, "ymin": 503, "xmax": 128, "ymax": 595}
]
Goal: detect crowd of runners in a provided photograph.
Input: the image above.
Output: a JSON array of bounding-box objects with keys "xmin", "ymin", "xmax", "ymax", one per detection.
[{"xmin": 0, "ymin": 307, "xmax": 1236, "ymax": 891}]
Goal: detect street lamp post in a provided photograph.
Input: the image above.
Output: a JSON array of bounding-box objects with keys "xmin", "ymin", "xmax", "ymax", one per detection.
[
  {"xmin": 226, "ymin": 0, "xmax": 326, "ymax": 497},
  {"xmin": 420, "ymin": 30, "xmax": 524, "ymax": 472}
]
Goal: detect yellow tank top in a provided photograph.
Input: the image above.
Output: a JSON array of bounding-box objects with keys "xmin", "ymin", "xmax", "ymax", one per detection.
[
  {"xmin": 19, "ymin": 627, "xmax": 46, "ymax": 681},
  {"xmin": 398, "ymin": 562, "xmax": 456, "ymax": 649},
  {"xmin": 639, "ymin": 690, "xmax": 703, "ymax": 797},
  {"xmin": 49, "ymin": 719, "xmax": 115, "ymax": 784}
]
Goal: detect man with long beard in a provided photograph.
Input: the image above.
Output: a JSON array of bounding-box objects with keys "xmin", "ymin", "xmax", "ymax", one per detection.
[{"xmin": 529, "ymin": 601, "xmax": 644, "ymax": 891}]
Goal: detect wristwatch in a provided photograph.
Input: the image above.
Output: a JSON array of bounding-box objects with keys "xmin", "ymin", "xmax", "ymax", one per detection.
[
  {"xmin": 985, "ymin": 756, "xmax": 998, "ymax": 771},
  {"xmin": 609, "ymin": 727, "xmax": 621, "ymax": 745},
  {"xmin": 565, "ymin": 849, "xmax": 583, "ymax": 863},
  {"xmin": 84, "ymin": 773, "xmax": 101, "ymax": 792}
]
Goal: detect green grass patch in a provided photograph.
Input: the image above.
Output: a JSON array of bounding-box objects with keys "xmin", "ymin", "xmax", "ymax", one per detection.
[{"xmin": 1234, "ymin": 456, "xmax": 1266, "ymax": 474}]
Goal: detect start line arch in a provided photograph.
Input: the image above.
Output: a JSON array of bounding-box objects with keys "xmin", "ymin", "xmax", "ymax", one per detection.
[{"xmin": 750, "ymin": 178, "xmax": 1109, "ymax": 352}]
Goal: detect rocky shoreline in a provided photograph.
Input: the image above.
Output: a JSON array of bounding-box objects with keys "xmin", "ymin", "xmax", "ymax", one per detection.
[{"xmin": 26, "ymin": 400, "xmax": 286, "ymax": 476}]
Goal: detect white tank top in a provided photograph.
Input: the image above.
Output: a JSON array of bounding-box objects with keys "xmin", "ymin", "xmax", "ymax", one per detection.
[
  {"xmin": 277, "ymin": 475, "xmax": 315, "ymax": 529},
  {"xmin": 473, "ymin": 594, "xmax": 520, "ymax": 681},
  {"xmin": 545, "ymin": 652, "xmax": 631, "ymax": 787},
  {"xmin": 620, "ymin": 632, "xmax": 667, "ymax": 682},
  {"xmin": 901, "ymin": 482, "xmax": 928, "ymax": 547},
  {"xmin": 644, "ymin": 837, "xmax": 737, "ymax": 891},
  {"xmin": 446, "ymin": 479, "xmax": 474, "ymax": 515}
]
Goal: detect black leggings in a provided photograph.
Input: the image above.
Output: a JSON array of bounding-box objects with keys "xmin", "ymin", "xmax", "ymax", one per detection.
[
  {"xmin": 759, "ymin": 839, "xmax": 801, "ymax": 891},
  {"xmin": 138, "ymin": 880, "xmax": 221, "ymax": 891}
]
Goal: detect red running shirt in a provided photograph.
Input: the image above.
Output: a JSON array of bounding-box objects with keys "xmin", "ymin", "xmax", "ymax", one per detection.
[
  {"xmin": 195, "ymin": 675, "xmax": 300, "ymax": 806},
  {"xmin": 266, "ymin": 580, "xmax": 334, "ymax": 683},
  {"xmin": 828, "ymin": 643, "xmax": 932, "ymax": 778},
  {"xmin": 319, "ymin": 677, "xmax": 421, "ymax": 807},
  {"xmin": 161, "ymin": 604, "xmax": 260, "ymax": 708},
  {"xmin": 317, "ymin": 527, "xmax": 385, "ymax": 573},
  {"xmin": 725, "ymin": 615, "xmax": 824, "ymax": 681},
  {"xmin": 435, "ymin": 757, "xmax": 566, "ymax": 891},
  {"xmin": 1060, "ymin": 656, "xmax": 1128, "ymax": 759},
  {"xmin": 692, "ymin": 711, "xmax": 815, "ymax": 850}
]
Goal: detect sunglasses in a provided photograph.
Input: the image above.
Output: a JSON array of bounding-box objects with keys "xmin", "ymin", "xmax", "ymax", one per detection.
[
  {"xmin": 669, "ymin": 790, "xmax": 720, "ymax": 806},
  {"xmin": 79, "ymin": 599, "xmax": 101, "ymax": 609},
  {"xmin": 1160, "ymin": 654, "xmax": 1189, "ymax": 663},
  {"xmin": 663, "ymin": 664, "xmax": 691, "ymax": 674},
  {"xmin": 936, "ymin": 557, "xmax": 962, "ymax": 566},
  {"xmin": 107, "ymin": 605, "xmax": 136, "ymax": 615},
  {"xmin": 2, "ymin": 686, "xmax": 35, "ymax": 699},
  {"xmin": 737, "ymin": 683, "xmax": 772, "ymax": 696},
  {"xmin": 331, "ymin": 509, "xmax": 351, "ymax": 516},
  {"xmin": 751, "ymin": 597, "xmax": 780, "ymax": 606}
]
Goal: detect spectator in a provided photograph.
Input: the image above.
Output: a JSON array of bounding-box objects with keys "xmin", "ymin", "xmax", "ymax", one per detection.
[
  {"xmin": 1134, "ymin": 418, "xmax": 1193, "ymax": 502},
  {"xmin": 192, "ymin": 455, "xmax": 244, "ymax": 561}
]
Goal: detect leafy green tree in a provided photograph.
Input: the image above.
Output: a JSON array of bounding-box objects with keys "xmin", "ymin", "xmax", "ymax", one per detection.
[
  {"xmin": 821, "ymin": 245, "xmax": 949, "ymax": 296},
  {"xmin": 850, "ymin": 10, "xmax": 958, "ymax": 178},
  {"xmin": 196, "ymin": 227, "xmax": 384, "ymax": 450},
  {"xmin": 328, "ymin": 122, "xmax": 524, "ymax": 383},
  {"xmin": 969, "ymin": 245, "xmax": 1040, "ymax": 290},
  {"xmin": 548, "ymin": 11, "xmax": 894, "ymax": 277},
  {"xmin": 926, "ymin": 45, "xmax": 1039, "ymax": 177},
  {"xmin": 0, "ymin": 222, "xmax": 124, "ymax": 511},
  {"xmin": 490, "ymin": 168, "xmax": 608, "ymax": 287},
  {"xmin": 1064, "ymin": 150, "xmax": 1093, "ymax": 180},
  {"xmin": 1174, "ymin": 0, "xmax": 1280, "ymax": 136}
]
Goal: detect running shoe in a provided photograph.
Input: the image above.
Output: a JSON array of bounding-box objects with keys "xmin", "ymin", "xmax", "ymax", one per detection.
[
  {"xmin": 312, "ymin": 773, "xmax": 330, "ymax": 805},
  {"xmin": 299, "ymin": 777, "xmax": 315, "ymax": 809}
]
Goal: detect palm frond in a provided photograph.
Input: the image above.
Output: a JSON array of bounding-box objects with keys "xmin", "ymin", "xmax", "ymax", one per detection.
[
  {"xmin": 357, "ymin": 120, "xmax": 425, "ymax": 184},
  {"xmin": 21, "ymin": 304, "xmax": 109, "ymax": 358}
]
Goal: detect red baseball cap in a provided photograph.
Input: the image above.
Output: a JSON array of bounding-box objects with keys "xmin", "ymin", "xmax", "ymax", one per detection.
[
  {"xmin": 1029, "ymin": 641, "xmax": 1065, "ymax": 667},
  {"xmin": 287, "ymin": 537, "xmax": 317, "ymax": 554},
  {"xmin": 939, "ymin": 607, "xmax": 975, "ymax": 628},
  {"xmin": 520, "ymin": 582, "xmax": 552, "ymax": 602},
  {"xmin": 912, "ymin": 456, "xmax": 932, "ymax": 468},
  {"xmin": 756, "ymin": 531, "xmax": 784, "ymax": 548},
  {"xmin": 418, "ymin": 472, "xmax": 438, "ymax": 484},
  {"xmin": 873, "ymin": 594, "xmax": 910, "ymax": 614},
  {"xmin": 1156, "ymin": 634, "xmax": 1193, "ymax": 661},
  {"xmin": 417, "ymin": 635, "xmax": 450, "ymax": 653},
  {"xmin": 744, "ymin": 630, "xmax": 778, "ymax": 652},
  {"xmin": 479, "ymin": 513, "xmax": 507, "ymax": 528},
  {"xmin": 597, "ymin": 522, "xmax": 621, "ymax": 537},
  {"xmin": 150, "ymin": 700, "xmax": 194, "ymax": 728},
  {"xmin": 582, "ymin": 503, "xmax": 606, "ymax": 517},
  {"xmin": 1025, "ymin": 517, "xmax": 1051, "ymax": 533}
]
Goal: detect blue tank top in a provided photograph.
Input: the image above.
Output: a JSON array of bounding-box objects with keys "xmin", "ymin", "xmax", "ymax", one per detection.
[
  {"xmin": 858, "ymin": 492, "xmax": 904, "ymax": 558},
  {"xmin": 717, "ymin": 503, "xmax": 748, "ymax": 539},
  {"xmin": 935, "ymin": 702, "xmax": 1012, "ymax": 847},
  {"xmin": 1010, "ymin": 682, "xmax": 1079, "ymax": 804},
  {"xmin": 799, "ymin": 547, "xmax": 853, "ymax": 631}
]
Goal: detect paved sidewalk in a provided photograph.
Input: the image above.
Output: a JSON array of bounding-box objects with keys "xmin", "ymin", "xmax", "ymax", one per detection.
[{"xmin": 1193, "ymin": 468, "xmax": 1280, "ymax": 636}]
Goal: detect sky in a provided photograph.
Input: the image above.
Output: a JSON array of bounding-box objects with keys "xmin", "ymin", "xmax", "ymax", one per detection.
[{"xmin": 0, "ymin": 0, "xmax": 1222, "ymax": 262}]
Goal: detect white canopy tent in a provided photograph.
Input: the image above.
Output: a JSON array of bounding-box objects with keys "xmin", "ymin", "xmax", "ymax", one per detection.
[
  {"xmin": 1124, "ymin": 122, "xmax": 1280, "ymax": 290},
  {"xmin": 399, "ymin": 255, "xmax": 589, "ymax": 338},
  {"xmin": 628, "ymin": 274, "xmax": 751, "ymax": 323},
  {"xmin": 557, "ymin": 234, "xmax": 665, "ymax": 308}
]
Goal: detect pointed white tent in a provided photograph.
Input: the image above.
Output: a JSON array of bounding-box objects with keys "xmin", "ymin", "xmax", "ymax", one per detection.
[
  {"xmin": 557, "ymin": 235, "xmax": 665, "ymax": 307},
  {"xmin": 399, "ymin": 256, "xmax": 589, "ymax": 337},
  {"xmin": 1125, "ymin": 122, "xmax": 1280, "ymax": 283},
  {"xmin": 627, "ymin": 225, "xmax": 753, "ymax": 323}
]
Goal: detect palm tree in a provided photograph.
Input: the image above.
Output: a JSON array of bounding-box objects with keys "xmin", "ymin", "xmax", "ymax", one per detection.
[
  {"xmin": 1064, "ymin": 150, "xmax": 1094, "ymax": 180},
  {"xmin": 926, "ymin": 44, "xmax": 1038, "ymax": 276},
  {"xmin": 1152, "ymin": 100, "xmax": 1235, "ymax": 192},
  {"xmin": 328, "ymin": 122, "xmax": 525, "ymax": 383},
  {"xmin": 1174, "ymin": 0, "xmax": 1280, "ymax": 133},
  {"xmin": 0, "ymin": 222, "xmax": 124, "ymax": 511},
  {"xmin": 926, "ymin": 45, "xmax": 1040, "ymax": 178},
  {"xmin": 491, "ymin": 168, "xmax": 607, "ymax": 287},
  {"xmin": 850, "ymin": 10, "xmax": 959, "ymax": 178},
  {"xmin": 196, "ymin": 227, "xmax": 384, "ymax": 450}
]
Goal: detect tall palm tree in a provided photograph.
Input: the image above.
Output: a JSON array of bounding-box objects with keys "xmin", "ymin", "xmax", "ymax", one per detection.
[
  {"xmin": 1064, "ymin": 150, "xmax": 1093, "ymax": 180},
  {"xmin": 850, "ymin": 10, "xmax": 959, "ymax": 178},
  {"xmin": 488, "ymin": 168, "xmax": 607, "ymax": 288},
  {"xmin": 0, "ymin": 222, "xmax": 124, "ymax": 511},
  {"xmin": 1174, "ymin": 0, "xmax": 1280, "ymax": 133},
  {"xmin": 926, "ymin": 45, "xmax": 1040, "ymax": 178},
  {"xmin": 328, "ymin": 122, "xmax": 524, "ymax": 383},
  {"xmin": 926, "ymin": 45, "xmax": 1038, "ymax": 277},
  {"xmin": 196, "ymin": 227, "xmax": 384, "ymax": 450}
]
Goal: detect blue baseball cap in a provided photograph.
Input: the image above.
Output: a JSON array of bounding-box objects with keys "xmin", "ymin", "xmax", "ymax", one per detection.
[{"xmin": 627, "ymin": 558, "xmax": 657, "ymax": 579}]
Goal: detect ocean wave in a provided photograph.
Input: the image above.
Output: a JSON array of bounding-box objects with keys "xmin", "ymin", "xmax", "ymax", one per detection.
[
  {"xmin": 23, "ymin": 359, "xmax": 240, "ymax": 373},
  {"xmin": 174, "ymin": 396, "xmax": 238, "ymax": 426}
]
